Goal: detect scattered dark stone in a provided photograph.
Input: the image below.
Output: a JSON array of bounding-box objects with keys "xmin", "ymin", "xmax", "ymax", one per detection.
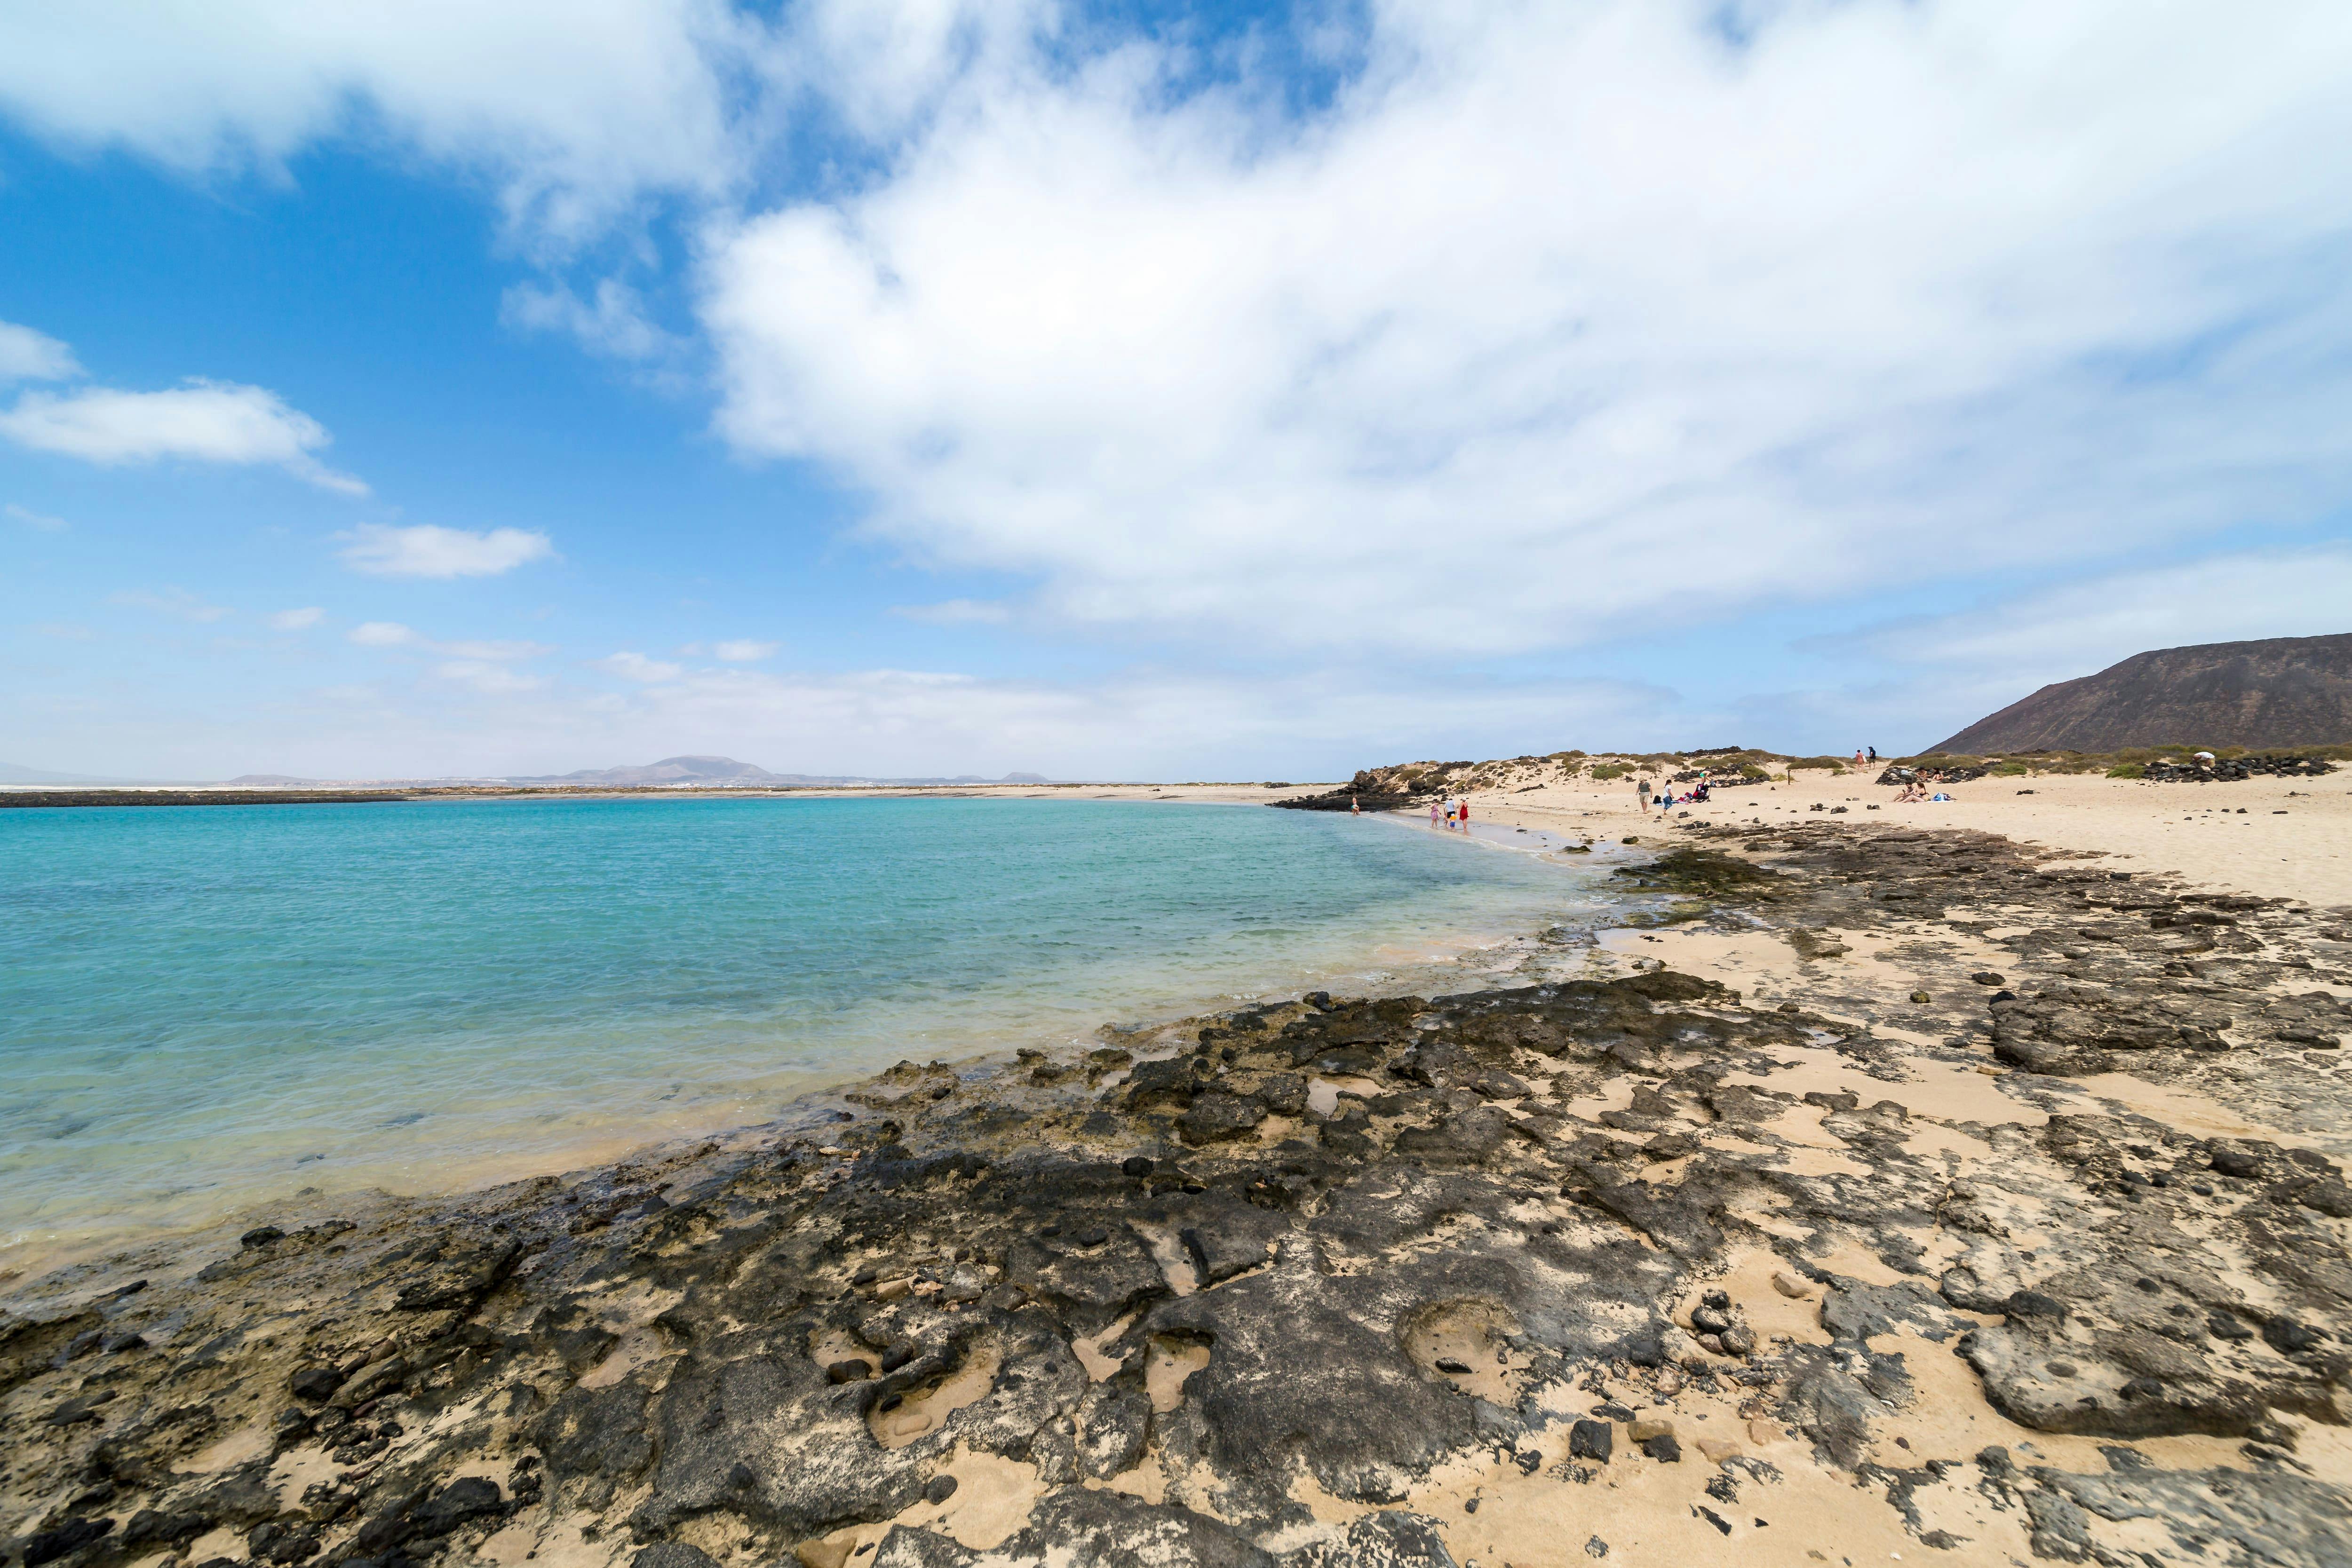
[
  {"xmin": 2004, "ymin": 1290, "xmax": 2067, "ymax": 1322},
  {"xmin": 923, "ymin": 1474, "xmax": 959, "ymax": 1505},
  {"xmin": 2262, "ymin": 1318, "xmax": 2327, "ymax": 1355},
  {"xmin": 825, "ymin": 1359, "xmax": 874, "ymax": 1384},
  {"xmin": 1568, "ymin": 1420, "xmax": 1614, "ymax": 1463},
  {"xmin": 1120, "ymin": 1156, "xmax": 1153, "ymax": 1177},
  {"xmin": 288, "ymin": 1365, "xmax": 342, "ymax": 1402},
  {"xmin": 1640, "ymin": 1433, "xmax": 1681, "ymax": 1463},
  {"xmin": 24, "ymin": 1518, "xmax": 114, "ymax": 1567},
  {"xmin": 630, "ymin": 1544, "xmax": 721, "ymax": 1568},
  {"xmin": 1434, "ymin": 1357, "xmax": 1473, "ymax": 1375},
  {"xmin": 240, "ymin": 1226, "xmax": 286, "ymax": 1248}
]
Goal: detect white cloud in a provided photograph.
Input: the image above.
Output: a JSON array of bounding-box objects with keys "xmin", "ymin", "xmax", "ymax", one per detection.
[
  {"xmin": 345, "ymin": 621, "xmax": 554, "ymax": 665},
  {"xmin": 0, "ymin": 320, "xmax": 80, "ymax": 382},
  {"xmin": 1859, "ymin": 547, "xmax": 2352, "ymax": 681},
  {"xmin": 503, "ymin": 277, "xmax": 684, "ymax": 362},
  {"xmin": 0, "ymin": 378, "xmax": 366, "ymax": 492},
  {"xmin": 711, "ymin": 638, "xmax": 779, "ymax": 661},
  {"xmin": 437, "ymin": 638, "xmax": 557, "ymax": 661},
  {"xmin": 0, "ymin": 0, "xmax": 762, "ymax": 242},
  {"xmin": 268, "ymin": 606, "xmax": 326, "ymax": 631},
  {"xmin": 435, "ymin": 660, "xmax": 548, "ymax": 696},
  {"xmin": 111, "ymin": 586, "xmax": 230, "ymax": 623},
  {"xmin": 596, "ymin": 650, "xmax": 685, "ymax": 682},
  {"xmin": 892, "ymin": 599, "xmax": 1011, "ymax": 627},
  {"xmin": 6, "ymin": 502, "xmax": 67, "ymax": 531},
  {"xmin": 339, "ymin": 523, "xmax": 554, "ymax": 578},
  {"xmin": 702, "ymin": 0, "xmax": 2352, "ymax": 659}
]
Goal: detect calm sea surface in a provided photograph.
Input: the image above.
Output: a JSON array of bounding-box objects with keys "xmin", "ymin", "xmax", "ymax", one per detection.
[{"xmin": 0, "ymin": 795, "xmax": 1611, "ymax": 1259}]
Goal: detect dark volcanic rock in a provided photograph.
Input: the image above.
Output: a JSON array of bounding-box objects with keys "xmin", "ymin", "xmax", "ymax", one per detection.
[
  {"xmin": 1933, "ymin": 633, "xmax": 2352, "ymax": 752},
  {"xmin": 6, "ymin": 818, "xmax": 2351, "ymax": 1568}
]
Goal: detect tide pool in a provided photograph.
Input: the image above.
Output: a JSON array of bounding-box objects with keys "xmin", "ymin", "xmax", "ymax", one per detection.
[{"xmin": 0, "ymin": 794, "xmax": 1612, "ymax": 1259}]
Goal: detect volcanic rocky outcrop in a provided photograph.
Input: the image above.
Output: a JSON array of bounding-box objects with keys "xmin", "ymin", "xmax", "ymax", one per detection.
[
  {"xmin": 1935, "ymin": 632, "xmax": 2352, "ymax": 754},
  {"xmin": 4, "ymin": 824, "xmax": 2350, "ymax": 1566}
]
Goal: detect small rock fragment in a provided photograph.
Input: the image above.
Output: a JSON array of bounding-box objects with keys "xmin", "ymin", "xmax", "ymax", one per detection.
[{"xmin": 1771, "ymin": 1271, "xmax": 1813, "ymax": 1299}]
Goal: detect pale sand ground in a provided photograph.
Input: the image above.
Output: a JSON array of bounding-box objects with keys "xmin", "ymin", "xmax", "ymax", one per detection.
[{"xmin": 1450, "ymin": 767, "xmax": 2352, "ymax": 907}]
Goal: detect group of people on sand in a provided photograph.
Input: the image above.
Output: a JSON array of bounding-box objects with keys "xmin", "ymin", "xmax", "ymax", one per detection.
[
  {"xmin": 1428, "ymin": 797, "xmax": 1472, "ymax": 831},
  {"xmin": 1636, "ymin": 775, "xmax": 1710, "ymax": 813}
]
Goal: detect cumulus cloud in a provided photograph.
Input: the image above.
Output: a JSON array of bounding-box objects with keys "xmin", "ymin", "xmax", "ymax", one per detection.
[
  {"xmin": 702, "ymin": 0, "xmax": 2352, "ymax": 658},
  {"xmin": 348, "ymin": 620, "xmax": 417, "ymax": 646},
  {"xmin": 503, "ymin": 277, "xmax": 685, "ymax": 363},
  {"xmin": 0, "ymin": 378, "xmax": 366, "ymax": 492},
  {"xmin": 1857, "ymin": 547, "xmax": 2352, "ymax": 681},
  {"xmin": 596, "ymin": 651, "xmax": 685, "ymax": 682},
  {"xmin": 711, "ymin": 638, "xmax": 779, "ymax": 661},
  {"xmin": 268, "ymin": 606, "xmax": 326, "ymax": 630},
  {"xmin": 0, "ymin": 0, "xmax": 762, "ymax": 241},
  {"xmin": 6, "ymin": 502, "xmax": 67, "ymax": 531},
  {"xmin": 0, "ymin": 320, "xmax": 79, "ymax": 382},
  {"xmin": 339, "ymin": 523, "xmax": 554, "ymax": 578}
]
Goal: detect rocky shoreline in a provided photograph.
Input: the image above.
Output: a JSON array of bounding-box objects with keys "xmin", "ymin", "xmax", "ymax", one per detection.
[{"xmin": 5, "ymin": 822, "xmax": 2351, "ymax": 1567}]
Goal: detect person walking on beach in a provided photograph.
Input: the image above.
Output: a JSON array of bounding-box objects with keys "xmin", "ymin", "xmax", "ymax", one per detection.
[
  {"xmin": 1457, "ymin": 797, "xmax": 1470, "ymax": 831},
  {"xmin": 1430, "ymin": 799, "xmax": 1442, "ymax": 830},
  {"xmin": 1637, "ymin": 777, "xmax": 1651, "ymax": 813}
]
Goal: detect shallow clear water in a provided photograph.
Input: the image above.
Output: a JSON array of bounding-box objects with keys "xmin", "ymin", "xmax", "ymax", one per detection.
[{"xmin": 0, "ymin": 795, "xmax": 1609, "ymax": 1258}]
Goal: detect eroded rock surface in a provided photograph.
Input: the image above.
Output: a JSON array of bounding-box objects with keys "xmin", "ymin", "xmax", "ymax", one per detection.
[{"xmin": 4, "ymin": 824, "xmax": 2349, "ymax": 1566}]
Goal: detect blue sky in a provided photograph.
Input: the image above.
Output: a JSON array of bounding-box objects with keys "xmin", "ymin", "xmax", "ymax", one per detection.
[{"xmin": 3, "ymin": 0, "xmax": 2350, "ymax": 782}]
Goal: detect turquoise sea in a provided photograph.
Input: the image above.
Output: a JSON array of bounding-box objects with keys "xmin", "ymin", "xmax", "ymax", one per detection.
[{"xmin": 0, "ymin": 795, "xmax": 1612, "ymax": 1262}]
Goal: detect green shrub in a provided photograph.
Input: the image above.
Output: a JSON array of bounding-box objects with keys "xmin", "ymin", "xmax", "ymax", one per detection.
[
  {"xmin": 1991, "ymin": 761, "xmax": 2029, "ymax": 776},
  {"xmin": 1588, "ymin": 763, "xmax": 1632, "ymax": 781},
  {"xmin": 2106, "ymin": 763, "xmax": 2145, "ymax": 779},
  {"xmin": 1786, "ymin": 756, "xmax": 1847, "ymax": 773}
]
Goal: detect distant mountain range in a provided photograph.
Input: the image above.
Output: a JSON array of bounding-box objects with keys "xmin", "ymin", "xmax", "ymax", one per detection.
[
  {"xmin": 1934, "ymin": 633, "xmax": 2352, "ymax": 753},
  {"xmin": 501, "ymin": 756, "xmax": 1054, "ymax": 787}
]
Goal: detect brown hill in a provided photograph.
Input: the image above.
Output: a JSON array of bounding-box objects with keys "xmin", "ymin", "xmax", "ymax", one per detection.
[{"xmin": 1932, "ymin": 633, "xmax": 2352, "ymax": 754}]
